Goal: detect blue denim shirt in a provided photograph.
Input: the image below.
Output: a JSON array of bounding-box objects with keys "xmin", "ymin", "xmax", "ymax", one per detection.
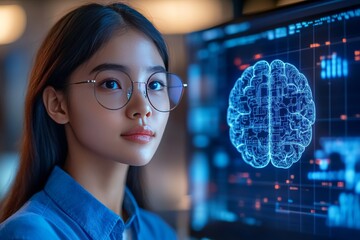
[{"xmin": 0, "ymin": 166, "xmax": 177, "ymax": 240}]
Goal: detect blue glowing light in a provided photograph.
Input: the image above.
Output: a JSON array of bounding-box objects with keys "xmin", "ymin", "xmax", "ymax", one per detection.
[
  {"xmin": 275, "ymin": 27, "xmax": 287, "ymax": 38},
  {"xmin": 327, "ymin": 59, "xmax": 331, "ymax": 78},
  {"xmin": 213, "ymin": 149, "xmax": 230, "ymax": 168},
  {"xmin": 227, "ymin": 59, "xmax": 316, "ymax": 168},
  {"xmin": 224, "ymin": 22, "xmax": 250, "ymax": 35},
  {"xmin": 321, "ymin": 53, "xmax": 348, "ymax": 80},
  {"xmin": 328, "ymin": 193, "xmax": 360, "ymax": 229},
  {"xmin": 343, "ymin": 59, "xmax": 348, "ymax": 76},
  {"xmin": 320, "ymin": 137, "xmax": 360, "ymax": 182},
  {"xmin": 190, "ymin": 152, "xmax": 210, "ymax": 231},
  {"xmin": 193, "ymin": 134, "xmax": 210, "ymax": 148},
  {"xmin": 312, "ymin": 137, "xmax": 360, "ymax": 231}
]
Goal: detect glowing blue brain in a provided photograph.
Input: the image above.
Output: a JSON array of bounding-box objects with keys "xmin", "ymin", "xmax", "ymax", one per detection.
[{"xmin": 227, "ymin": 59, "xmax": 316, "ymax": 168}]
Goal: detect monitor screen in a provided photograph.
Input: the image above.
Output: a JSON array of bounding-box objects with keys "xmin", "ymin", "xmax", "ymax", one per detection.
[{"xmin": 186, "ymin": 1, "xmax": 360, "ymax": 239}]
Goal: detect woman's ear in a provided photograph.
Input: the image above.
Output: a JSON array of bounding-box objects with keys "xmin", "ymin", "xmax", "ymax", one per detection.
[{"xmin": 42, "ymin": 86, "xmax": 69, "ymax": 124}]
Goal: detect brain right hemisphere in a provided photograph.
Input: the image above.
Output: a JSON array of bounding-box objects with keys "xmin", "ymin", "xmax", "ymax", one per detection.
[{"xmin": 227, "ymin": 59, "xmax": 316, "ymax": 168}]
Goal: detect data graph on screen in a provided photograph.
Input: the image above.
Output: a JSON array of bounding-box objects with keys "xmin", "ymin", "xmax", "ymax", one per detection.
[{"xmin": 187, "ymin": 1, "xmax": 360, "ymax": 239}]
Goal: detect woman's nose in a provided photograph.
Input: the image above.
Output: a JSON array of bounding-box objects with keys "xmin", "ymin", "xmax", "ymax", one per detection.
[{"xmin": 125, "ymin": 82, "xmax": 152, "ymax": 119}]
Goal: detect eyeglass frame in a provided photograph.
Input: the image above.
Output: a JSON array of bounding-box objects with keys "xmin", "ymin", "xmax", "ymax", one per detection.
[{"xmin": 67, "ymin": 70, "xmax": 187, "ymax": 112}]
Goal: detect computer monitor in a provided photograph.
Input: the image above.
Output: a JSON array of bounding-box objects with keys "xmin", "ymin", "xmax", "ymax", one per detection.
[{"xmin": 186, "ymin": 1, "xmax": 360, "ymax": 239}]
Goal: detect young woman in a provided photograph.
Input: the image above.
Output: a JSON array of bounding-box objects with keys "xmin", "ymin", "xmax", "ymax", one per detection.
[{"xmin": 0, "ymin": 2, "xmax": 186, "ymax": 239}]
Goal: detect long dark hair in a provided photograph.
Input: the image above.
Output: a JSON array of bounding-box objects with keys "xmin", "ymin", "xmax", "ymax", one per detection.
[{"xmin": 0, "ymin": 2, "xmax": 168, "ymax": 222}]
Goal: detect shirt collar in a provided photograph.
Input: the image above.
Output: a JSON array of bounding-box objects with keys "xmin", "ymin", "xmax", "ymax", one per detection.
[
  {"xmin": 44, "ymin": 166, "xmax": 141, "ymax": 239},
  {"xmin": 123, "ymin": 187, "xmax": 141, "ymax": 232}
]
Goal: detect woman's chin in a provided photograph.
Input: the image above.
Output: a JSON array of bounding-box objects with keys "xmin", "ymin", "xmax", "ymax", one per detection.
[{"xmin": 115, "ymin": 156, "xmax": 153, "ymax": 167}]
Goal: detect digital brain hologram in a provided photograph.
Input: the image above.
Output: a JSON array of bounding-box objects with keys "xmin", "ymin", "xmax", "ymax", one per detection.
[{"xmin": 227, "ymin": 59, "xmax": 316, "ymax": 168}]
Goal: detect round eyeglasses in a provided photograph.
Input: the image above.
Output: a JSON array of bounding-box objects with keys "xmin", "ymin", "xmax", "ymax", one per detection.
[{"xmin": 68, "ymin": 70, "xmax": 187, "ymax": 112}]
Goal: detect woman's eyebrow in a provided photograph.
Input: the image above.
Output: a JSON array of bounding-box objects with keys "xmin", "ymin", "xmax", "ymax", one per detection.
[
  {"xmin": 90, "ymin": 63, "xmax": 130, "ymax": 74},
  {"xmin": 147, "ymin": 65, "xmax": 166, "ymax": 73},
  {"xmin": 90, "ymin": 63, "xmax": 166, "ymax": 74}
]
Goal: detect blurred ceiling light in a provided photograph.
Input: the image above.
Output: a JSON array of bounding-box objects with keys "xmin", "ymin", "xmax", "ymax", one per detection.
[
  {"xmin": 130, "ymin": 0, "xmax": 232, "ymax": 34},
  {"xmin": 242, "ymin": 0, "xmax": 276, "ymax": 14},
  {"xmin": 0, "ymin": 5, "xmax": 26, "ymax": 45},
  {"xmin": 277, "ymin": 0, "xmax": 306, "ymax": 7}
]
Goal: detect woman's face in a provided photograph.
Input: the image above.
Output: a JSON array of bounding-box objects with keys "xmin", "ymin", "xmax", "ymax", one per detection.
[{"xmin": 64, "ymin": 29, "xmax": 169, "ymax": 166}]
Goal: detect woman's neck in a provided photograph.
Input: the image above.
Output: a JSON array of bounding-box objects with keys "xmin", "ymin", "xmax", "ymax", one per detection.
[{"xmin": 63, "ymin": 156, "xmax": 129, "ymax": 217}]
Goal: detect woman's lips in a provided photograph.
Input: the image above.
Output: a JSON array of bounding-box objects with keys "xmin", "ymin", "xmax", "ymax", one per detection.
[{"xmin": 121, "ymin": 126, "xmax": 155, "ymax": 144}]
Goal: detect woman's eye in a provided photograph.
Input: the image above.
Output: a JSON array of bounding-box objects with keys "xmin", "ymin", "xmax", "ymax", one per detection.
[
  {"xmin": 101, "ymin": 79, "xmax": 121, "ymax": 90},
  {"xmin": 148, "ymin": 81, "xmax": 165, "ymax": 91}
]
